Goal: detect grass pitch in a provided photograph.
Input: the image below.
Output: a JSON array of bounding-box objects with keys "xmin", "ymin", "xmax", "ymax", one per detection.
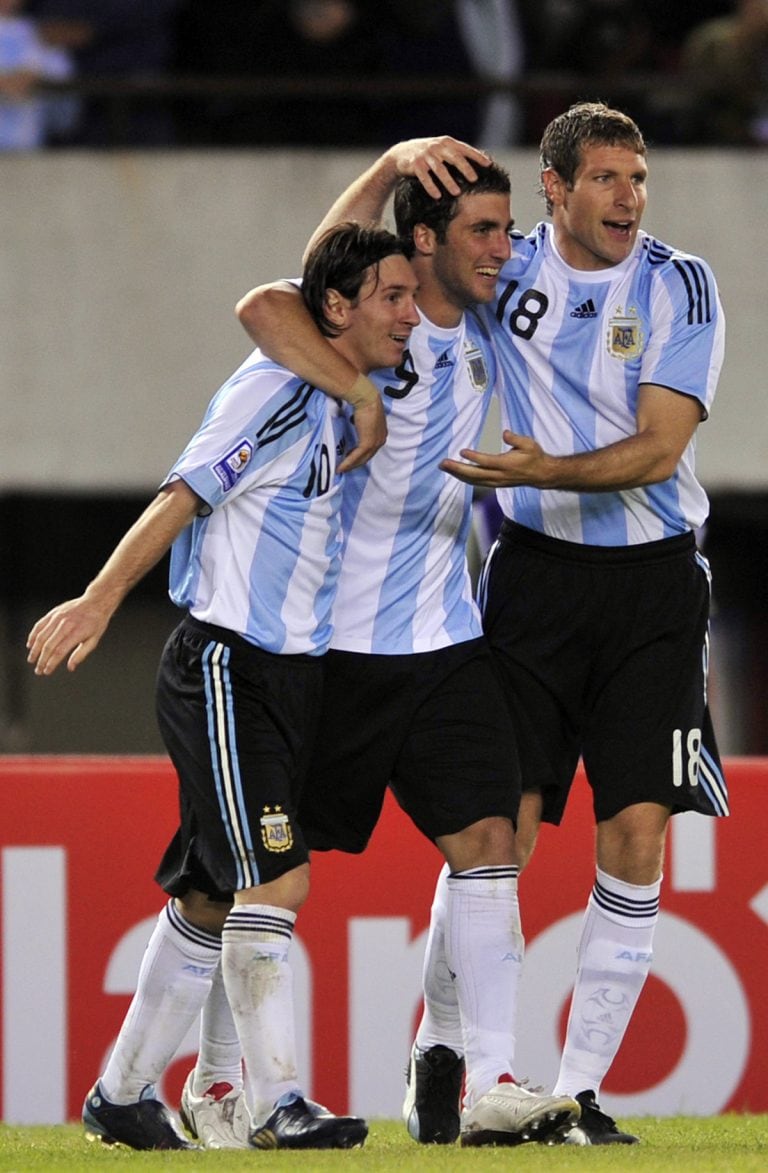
[{"xmin": 1, "ymin": 1116, "xmax": 767, "ymax": 1172}]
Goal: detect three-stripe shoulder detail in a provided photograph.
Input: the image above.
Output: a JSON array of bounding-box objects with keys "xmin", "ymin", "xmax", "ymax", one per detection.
[
  {"xmin": 645, "ymin": 238, "xmax": 714, "ymax": 325},
  {"xmin": 672, "ymin": 257, "xmax": 713, "ymax": 325},
  {"xmin": 645, "ymin": 237, "xmax": 674, "ymax": 264},
  {"xmin": 255, "ymin": 382, "xmax": 314, "ymax": 450}
]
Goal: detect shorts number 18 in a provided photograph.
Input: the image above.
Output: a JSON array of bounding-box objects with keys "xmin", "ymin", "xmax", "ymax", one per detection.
[{"xmin": 672, "ymin": 728, "xmax": 701, "ymax": 787}]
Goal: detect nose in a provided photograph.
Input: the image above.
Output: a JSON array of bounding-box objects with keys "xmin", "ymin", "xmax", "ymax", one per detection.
[
  {"xmin": 614, "ymin": 178, "xmax": 638, "ymax": 209},
  {"xmin": 491, "ymin": 229, "xmax": 511, "ymax": 262},
  {"xmin": 402, "ymin": 296, "xmax": 420, "ymax": 326}
]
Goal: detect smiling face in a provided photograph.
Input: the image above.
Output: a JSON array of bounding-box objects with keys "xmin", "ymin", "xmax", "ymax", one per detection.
[
  {"xmin": 544, "ymin": 142, "xmax": 648, "ymax": 270},
  {"xmin": 332, "ymin": 252, "xmax": 420, "ymax": 373},
  {"xmin": 416, "ymin": 190, "xmax": 513, "ymax": 324}
]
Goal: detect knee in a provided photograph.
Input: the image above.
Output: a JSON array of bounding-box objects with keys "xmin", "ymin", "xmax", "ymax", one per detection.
[
  {"xmin": 175, "ymin": 889, "xmax": 231, "ymax": 935},
  {"xmin": 438, "ymin": 816, "xmax": 516, "ymax": 872},
  {"xmin": 597, "ymin": 804, "xmax": 670, "ymax": 884},
  {"xmin": 237, "ymin": 863, "xmax": 310, "ymax": 914}
]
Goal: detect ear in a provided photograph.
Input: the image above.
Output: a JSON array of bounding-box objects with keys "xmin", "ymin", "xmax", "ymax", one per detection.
[
  {"xmin": 323, "ymin": 287, "xmax": 350, "ymax": 328},
  {"xmin": 412, "ymin": 222, "xmax": 437, "ymax": 257},
  {"xmin": 542, "ymin": 167, "xmax": 566, "ymax": 208}
]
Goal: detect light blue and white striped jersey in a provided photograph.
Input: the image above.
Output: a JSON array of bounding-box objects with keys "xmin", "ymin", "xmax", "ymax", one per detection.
[
  {"xmin": 483, "ymin": 223, "xmax": 725, "ymax": 545},
  {"xmin": 164, "ymin": 349, "xmax": 346, "ymax": 656},
  {"xmin": 331, "ymin": 309, "xmax": 497, "ymax": 654}
]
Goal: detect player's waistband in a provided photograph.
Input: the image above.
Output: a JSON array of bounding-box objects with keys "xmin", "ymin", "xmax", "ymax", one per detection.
[
  {"xmin": 183, "ymin": 615, "xmax": 320, "ymax": 666},
  {"xmin": 498, "ymin": 519, "xmax": 696, "ymax": 566}
]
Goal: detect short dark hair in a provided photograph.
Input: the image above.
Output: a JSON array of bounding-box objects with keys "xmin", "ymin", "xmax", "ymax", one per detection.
[
  {"xmin": 301, "ymin": 221, "xmax": 413, "ymax": 338},
  {"xmin": 393, "ymin": 160, "xmax": 511, "ymax": 245},
  {"xmin": 539, "ymin": 102, "xmax": 647, "ymax": 212}
]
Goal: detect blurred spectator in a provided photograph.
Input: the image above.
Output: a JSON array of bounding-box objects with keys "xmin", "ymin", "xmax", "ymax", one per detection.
[
  {"xmin": 679, "ymin": 0, "xmax": 768, "ymax": 144},
  {"xmin": 379, "ymin": 1, "xmax": 525, "ymax": 146},
  {"xmin": 455, "ymin": 1, "xmax": 526, "ymax": 147},
  {"xmin": 28, "ymin": 0, "xmax": 182, "ymax": 145},
  {"xmin": 174, "ymin": 0, "xmax": 385, "ymax": 146},
  {"xmin": 643, "ymin": 2, "xmax": 733, "ymax": 53},
  {"xmin": 173, "ymin": 1, "xmax": 526, "ymax": 149},
  {"xmin": 0, "ymin": 0, "xmax": 74, "ymax": 148},
  {"xmin": 384, "ymin": 0, "xmax": 529, "ymax": 148},
  {"xmin": 519, "ymin": 0, "xmax": 675, "ymax": 140},
  {"xmin": 15, "ymin": 0, "xmax": 749, "ymax": 151}
]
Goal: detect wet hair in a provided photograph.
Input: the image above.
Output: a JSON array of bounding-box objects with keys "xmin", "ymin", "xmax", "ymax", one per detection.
[
  {"xmin": 539, "ymin": 102, "xmax": 647, "ymax": 212},
  {"xmin": 393, "ymin": 160, "xmax": 511, "ymax": 245},
  {"xmin": 302, "ymin": 221, "xmax": 413, "ymax": 338}
]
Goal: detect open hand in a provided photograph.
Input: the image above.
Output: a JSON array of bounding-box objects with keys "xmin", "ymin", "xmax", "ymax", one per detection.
[
  {"xmin": 440, "ymin": 430, "xmax": 551, "ymax": 488},
  {"xmin": 387, "ymin": 136, "xmax": 492, "ymax": 198},
  {"xmin": 27, "ymin": 595, "xmax": 112, "ymax": 676}
]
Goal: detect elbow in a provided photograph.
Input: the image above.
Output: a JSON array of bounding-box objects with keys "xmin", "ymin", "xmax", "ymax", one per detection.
[
  {"xmin": 636, "ymin": 424, "xmax": 693, "ymax": 486},
  {"xmin": 644, "ymin": 451, "xmax": 682, "ymax": 486},
  {"xmin": 234, "ymin": 288, "xmax": 258, "ymax": 324},
  {"xmin": 235, "ymin": 285, "xmax": 284, "ymax": 347},
  {"xmin": 236, "ymin": 280, "xmax": 299, "ymax": 330},
  {"xmin": 657, "ymin": 460, "xmax": 679, "ymax": 484}
]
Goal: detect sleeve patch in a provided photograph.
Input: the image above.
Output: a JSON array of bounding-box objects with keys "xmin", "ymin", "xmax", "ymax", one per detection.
[{"xmin": 212, "ymin": 438, "xmax": 253, "ymax": 491}]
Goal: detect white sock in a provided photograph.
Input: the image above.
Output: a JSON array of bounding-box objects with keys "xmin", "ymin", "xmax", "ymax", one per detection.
[
  {"xmin": 444, "ymin": 866, "xmax": 523, "ymax": 1108},
  {"xmin": 554, "ymin": 868, "xmax": 661, "ymax": 1098},
  {"xmin": 222, "ymin": 904, "xmax": 301, "ymax": 1124},
  {"xmin": 192, "ymin": 961, "xmax": 244, "ymax": 1096},
  {"xmin": 101, "ymin": 900, "xmax": 221, "ymax": 1104},
  {"xmin": 414, "ymin": 865, "xmax": 463, "ymax": 1055}
]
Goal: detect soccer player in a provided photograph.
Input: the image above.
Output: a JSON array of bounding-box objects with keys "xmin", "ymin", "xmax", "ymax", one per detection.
[
  {"xmin": 26, "ymin": 222, "xmax": 419, "ymax": 1152},
  {"xmin": 437, "ymin": 102, "xmax": 729, "ymax": 1144},
  {"xmin": 223, "ymin": 139, "xmax": 581, "ymax": 1149},
  {"xmin": 238, "ymin": 106, "xmax": 728, "ymax": 1148}
]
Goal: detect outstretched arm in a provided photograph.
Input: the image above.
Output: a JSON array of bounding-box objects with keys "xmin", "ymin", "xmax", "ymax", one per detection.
[
  {"xmin": 27, "ymin": 479, "xmax": 202, "ymax": 676},
  {"xmin": 441, "ymin": 385, "xmax": 703, "ymax": 490}
]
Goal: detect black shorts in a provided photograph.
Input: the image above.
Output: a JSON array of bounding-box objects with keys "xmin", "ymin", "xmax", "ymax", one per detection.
[
  {"xmin": 480, "ymin": 521, "xmax": 729, "ymax": 825},
  {"xmin": 299, "ymin": 637, "xmax": 520, "ymax": 853},
  {"xmin": 154, "ymin": 617, "xmax": 321, "ymax": 900}
]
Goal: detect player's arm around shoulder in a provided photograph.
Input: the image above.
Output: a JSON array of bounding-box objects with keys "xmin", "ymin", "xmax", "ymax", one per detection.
[
  {"xmin": 26, "ymin": 479, "xmax": 202, "ymax": 677},
  {"xmin": 236, "ymin": 281, "xmax": 384, "ymax": 472}
]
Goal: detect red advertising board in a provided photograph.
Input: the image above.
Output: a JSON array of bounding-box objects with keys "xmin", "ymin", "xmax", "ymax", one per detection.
[{"xmin": 1, "ymin": 755, "xmax": 766, "ymax": 1124}]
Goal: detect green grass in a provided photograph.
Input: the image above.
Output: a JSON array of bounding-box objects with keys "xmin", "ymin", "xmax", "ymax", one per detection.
[{"xmin": 1, "ymin": 1117, "xmax": 768, "ymax": 1172}]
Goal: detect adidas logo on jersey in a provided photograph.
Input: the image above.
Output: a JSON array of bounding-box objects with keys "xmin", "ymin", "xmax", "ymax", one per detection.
[
  {"xmin": 435, "ymin": 350, "xmax": 454, "ymax": 369},
  {"xmin": 570, "ymin": 298, "xmax": 597, "ymax": 319}
]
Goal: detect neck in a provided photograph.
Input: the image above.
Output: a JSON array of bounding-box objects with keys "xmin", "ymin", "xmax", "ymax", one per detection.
[
  {"xmin": 413, "ymin": 266, "xmax": 463, "ymax": 328},
  {"xmin": 330, "ymin": 337, "xmax": 367, "ymax": 374}
]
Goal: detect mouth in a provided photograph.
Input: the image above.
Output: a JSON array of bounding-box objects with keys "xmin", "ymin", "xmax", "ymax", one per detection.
[
  {"xmin": 603, "ymin": 220, "xmax": 634, "ymax": 240},
  {"xmin": 476, "ymin": 266, "xmax": 501, "ymax": 280}
]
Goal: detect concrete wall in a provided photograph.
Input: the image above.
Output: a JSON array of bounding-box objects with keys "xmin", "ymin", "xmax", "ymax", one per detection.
[{"xmin": 2, "ymin": 148, "xmax": 767, "ymax": 492}]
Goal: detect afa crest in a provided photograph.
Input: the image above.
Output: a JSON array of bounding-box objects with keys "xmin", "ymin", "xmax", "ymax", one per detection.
[
  {"xmin": 260, "ymin": 805, "xmax": 293, "ymax": 852},
  {"xmin": 463, "ymin": 340, "xmax": 489, "ymax": 392},
  {"xmin": 606, "ymin": 307, "xmax": 644, "ymax": 361}
]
